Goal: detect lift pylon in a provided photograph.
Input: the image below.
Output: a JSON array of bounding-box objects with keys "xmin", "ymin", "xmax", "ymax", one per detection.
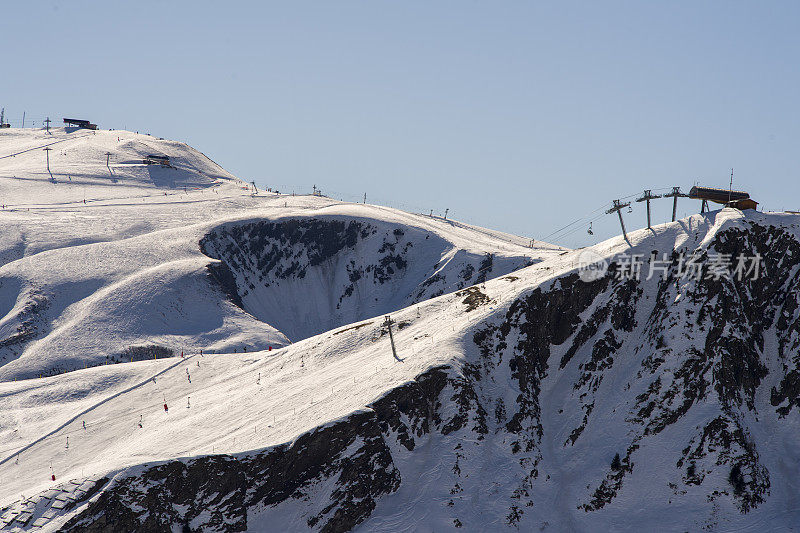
[
  {"xmin": 635, "ymin": 189, "xmax": 662, "ymax": 229},
  {"xmin": 606, "ymin": 199, "xmax": 632, "ymax": 241},
  {"xmin": 662, "ymin": 187, "xmax": 688, "ymax": 222}
]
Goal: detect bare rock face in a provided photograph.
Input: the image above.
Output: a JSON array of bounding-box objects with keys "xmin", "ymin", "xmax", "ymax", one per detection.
[
  {"xmin": 62, "ymin": 368, "xmax": 449, "ymax": 533},
  {"xmin": 199, "ymin": 218, "xmax": 531, "ymax": 341}
]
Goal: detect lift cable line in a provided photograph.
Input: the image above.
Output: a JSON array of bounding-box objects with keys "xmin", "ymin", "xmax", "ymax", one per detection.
[
  {"xmin": 542, "ymin": 183, "xmax": 712, "ymax": 245},
  {"xmin": 540, "ymin": 201, "xmax": 614, "ymax": 242},
  {"xmin": 539, "ymin": 186, "xmax": 679, "ymax": 244},
  {"xmin": 554, "ymin": 210, "xmax": 609, "ymax": 243}
]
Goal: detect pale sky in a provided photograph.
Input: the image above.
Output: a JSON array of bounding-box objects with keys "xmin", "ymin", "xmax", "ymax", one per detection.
[{"xmin": 3, "ymin": 1, "xmax": 798, "ymax": 247}]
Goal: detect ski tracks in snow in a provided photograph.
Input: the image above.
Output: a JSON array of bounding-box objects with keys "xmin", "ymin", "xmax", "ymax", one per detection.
[{"xmin": 0, "ymin": 353, "xmax": 198, "ymax": 468}]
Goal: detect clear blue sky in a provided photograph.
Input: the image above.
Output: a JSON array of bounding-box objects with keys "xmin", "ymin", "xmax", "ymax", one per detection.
[{"xmin": 3, "ymin": 1, "xmax": 799, "ymax": 247}]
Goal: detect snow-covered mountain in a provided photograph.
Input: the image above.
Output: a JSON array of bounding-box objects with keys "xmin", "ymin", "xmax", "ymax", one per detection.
[
  {"xmin": 0, "ymin": 127, "xmax": 239, "ymax": 206},
  {"xmin": 0, "ymin": 127, "xmax": 560, "ymax": 383},
  {"xmin": 2, "ymin": 127, "xmax": 799, "ymax": 532}
]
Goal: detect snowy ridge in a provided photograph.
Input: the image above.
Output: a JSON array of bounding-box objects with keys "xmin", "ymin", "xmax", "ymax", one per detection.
[
  {"xmin": 0, "ymin": 128, "xmax": 560, "ymax": 383},
  {"xmin": 1, "ymin": 206, "xmax": 799, "ymax": 531},
  {"xmin": 0, "ymin": 128, "xmax": 571, "ymax": 530},
  {"xmin": 5, "ymin": 128, "xmax": 800, "ymax": 531},
  {"xmin": 0, "ymin": 201, "xmax": 556, "ymax": 381}
]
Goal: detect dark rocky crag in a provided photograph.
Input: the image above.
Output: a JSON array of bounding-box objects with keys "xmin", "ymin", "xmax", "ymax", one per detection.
[
  {"xmin": 62, "ymin": 368, "xmax": 450, "ymax": 533},
  {"xmin": 59, "ymin": 219, "xmax": 800, "ymax": 531}
]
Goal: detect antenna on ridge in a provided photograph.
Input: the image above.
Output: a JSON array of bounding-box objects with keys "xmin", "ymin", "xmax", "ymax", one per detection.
[{"xmin": 728, "ymin": 168, "xmax": 734, "ymax": 205}]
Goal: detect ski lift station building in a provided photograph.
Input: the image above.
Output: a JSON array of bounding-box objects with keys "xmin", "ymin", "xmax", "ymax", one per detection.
[
  {"xmin": 689, "ymin": 186, "xmax": 758, "ymax": 210},
  {"xmin": 63, "ymin": 118, "xmax": 98, "ymax": 130},
  {"xmin": 144, "ymin": 154, "xmax": 171, "ymax": 167}
]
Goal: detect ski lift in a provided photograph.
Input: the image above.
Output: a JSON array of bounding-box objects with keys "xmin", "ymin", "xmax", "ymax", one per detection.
[
  {"xmin": 627, "ymin": 205, "xmax": 633, "ymax": 214},
  {"xmin": 587, "ymin": 223, "xmax": 594, "ymax": 235}
]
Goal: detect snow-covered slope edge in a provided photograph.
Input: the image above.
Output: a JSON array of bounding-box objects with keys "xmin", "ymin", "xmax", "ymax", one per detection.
[
  {"xmin": 0, "ymin": 203, "xmax": 555, "ymax": 381},
  {"xmin": 6, "ymin": 208, "xmax": 800, "ymax": 532},
  {"xmin": 199, "ymin": 214, "xmax": 539, "ymax": 341},
  {"xmin": 2, "ymin": 126, "xmax": 563, "ymax": 382}
]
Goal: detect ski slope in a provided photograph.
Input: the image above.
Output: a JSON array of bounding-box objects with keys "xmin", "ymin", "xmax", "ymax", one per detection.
[
  {"xmin": 0, "ymin": 127, "xmax": 563, "ymax": 384},
  {"xmin": 0, "ymin": 126, "xmax": 567, "ymax": 530},
  {"xmin": 0, "ymin": 127, "xmax": 241, "ymax": 207},
  {"xmin": 0, "ymin": 215, "xmax": 624, "ymax": 528},
  {"xmin": 4, "ymin": 126, "xmax": 800, "ymax": 532},
  {"xmin": 1, "ymin": 206, "xmax": 799, "ymax": 531}
]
